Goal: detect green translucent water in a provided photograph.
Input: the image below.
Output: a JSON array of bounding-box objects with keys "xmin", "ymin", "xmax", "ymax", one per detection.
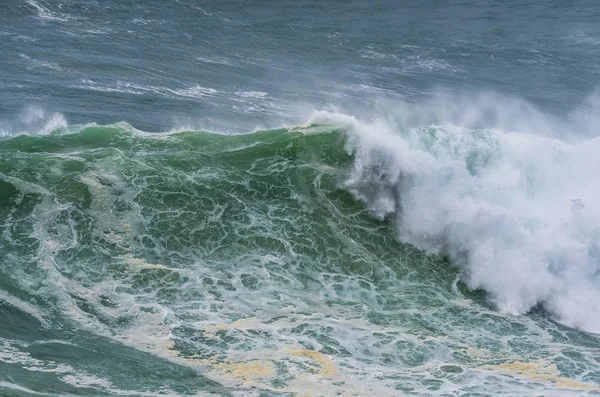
[{"xmin": 1, "ymin": 124, "xmax": 599, "ymax": 396}]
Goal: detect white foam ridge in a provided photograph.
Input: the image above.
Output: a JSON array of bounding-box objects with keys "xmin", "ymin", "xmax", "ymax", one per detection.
[
  {"xmin": 19, "ymin": 53, "xmax": 62, "ymax": 71},
  {"xmin": 0, "ymin": 290, "xmax": 49, "ymax": 327},
  {"xmin": 25, "ymin": 0, "xmax": 73, "ymax": 22},
  {"xmin": 75, "ymin": 79, "xmax": 217, "ymax": 100},
  {"xmin": 308, "ymin": 103, "xmax": 600, "ymax": 334},
  {"xmin": 0, "ymin": 382, "xmax": 51, "ymax": 395}
]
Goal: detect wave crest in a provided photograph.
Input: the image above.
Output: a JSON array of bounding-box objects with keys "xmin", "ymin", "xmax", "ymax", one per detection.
[{"xmin": 310, "ymin": 110, "xmax": 600, "ymax": 333}]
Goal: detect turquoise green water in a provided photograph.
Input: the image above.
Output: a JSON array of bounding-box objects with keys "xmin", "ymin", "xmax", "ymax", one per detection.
[{"xmin": 1, "ymin": 123, "xmax": 600, "ymax": 396}]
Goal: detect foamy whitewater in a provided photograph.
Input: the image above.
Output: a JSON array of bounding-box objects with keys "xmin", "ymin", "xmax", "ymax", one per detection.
[
  {"xmin": 2, "ymin": 1, "xmax": 600, "ymax": 396},
  {"xmin": 313, "ymin": 109, "xmax": 600, "ymax": 333}
]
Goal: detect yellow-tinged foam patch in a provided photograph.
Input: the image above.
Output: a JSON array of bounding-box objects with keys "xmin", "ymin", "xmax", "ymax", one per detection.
[
  {"xmin": 479, "ymin": 360, "xmax": 598, "ymax": 390},
  {"xmin": 211, "ymin": 360, "xmax": 275, "ymax": 382},
  {"xmin": 120, "ymin": 254, "xmax": 176, "ymax": 271},
  {"xmin": 290, "ymin": 349, "xmax": 337, "ymax": 376},
  {"xmin": 112, "ymin": 317, "xmax": 403, "ymax": 397}
]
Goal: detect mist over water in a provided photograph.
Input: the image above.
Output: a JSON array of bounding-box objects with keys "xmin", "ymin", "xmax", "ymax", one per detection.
[{"xmin": 2, "ymin": 0, "xmax": 600, "ymax": 396}]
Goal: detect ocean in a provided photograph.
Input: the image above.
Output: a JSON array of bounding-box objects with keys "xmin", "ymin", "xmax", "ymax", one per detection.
[{"xmin": 1, "ymin": 1, "xmax": 600, "ymax": 396}]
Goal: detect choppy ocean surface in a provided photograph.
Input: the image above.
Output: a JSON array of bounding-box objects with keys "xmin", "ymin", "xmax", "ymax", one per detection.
[{"xmin": 2, "ymin": 1, "xmax": 600, "ymax": 396}]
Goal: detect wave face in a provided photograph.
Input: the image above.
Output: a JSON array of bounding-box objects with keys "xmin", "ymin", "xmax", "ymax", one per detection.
[{"xmin": 1, "ymin": 120, "xmax": 600, "ymax": 396}]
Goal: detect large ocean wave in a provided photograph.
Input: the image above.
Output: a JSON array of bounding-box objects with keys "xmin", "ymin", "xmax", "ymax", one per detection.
[
  {"xmin": 1, "ymin": 102, "xmax": 600, "ymax": 395},
  {"xmin": 2, "ymin": 105, "xmax": 600, "ymax": 334}
]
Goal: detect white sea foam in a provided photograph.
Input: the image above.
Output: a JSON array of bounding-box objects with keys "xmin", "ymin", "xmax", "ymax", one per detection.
[
  {"xmin": 235, "ymin": 91, "xmax": 268, "ymax": 98},
  {"xmin": 19, "ymin": 53, "xmax": 62, "ymax": 71},
  {"xmin": 25, "ymin": 0, "xmax": 72, "ymax": 22},
  {"xmin": 308, "ymin": 102, "xmax": 600, "ymax": 334},
  {"xmin": 75, "ymin": 80, "xmax": 218, "ymax": 100},
  {"xmin": 172, "ymin": 85, "xmax": 217, "ymax": 98},
  {"xmin": 567, "ymin": 30, "xmax": 600, "ymax": 46},
  {"xmin": 196, "ymin": 56, "xmax": 233, "ymax": 65}
]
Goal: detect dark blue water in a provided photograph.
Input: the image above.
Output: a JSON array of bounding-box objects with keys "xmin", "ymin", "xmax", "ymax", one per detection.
[{"xmin": 2, "ymin": 0, "xmax": 600, "ymax": 132}]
